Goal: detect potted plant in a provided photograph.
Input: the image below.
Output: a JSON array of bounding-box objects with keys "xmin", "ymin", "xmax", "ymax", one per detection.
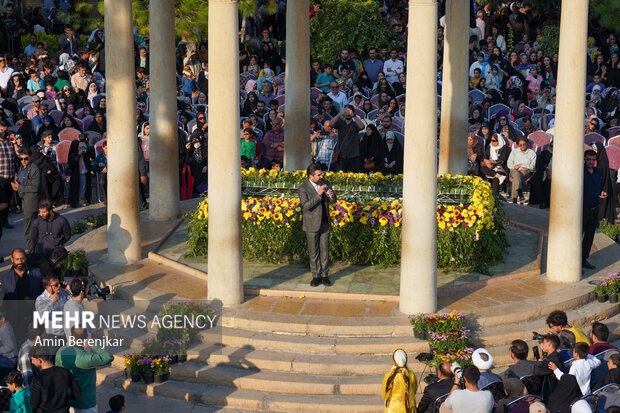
[
  {"xmin": 152, "ymin": 356, "xmax": 171, "ymax": 383},
  {"xmin": 595, "ymin": 279, "xmax": 610, "ymax": 302},
  {"xmin": 607, "ymin": 273, "xmax": 620, "ymax": 303},
  {"xmin": 409, "ymin": 313, "xmax": 431, "ymax": 340},
  {"xmin": 124, "ymin": 354, "xmax": 142, "ymax": 382},
  {"xmin": 137, "ymin": 356, "xmax": 155, "ymax": 384}
]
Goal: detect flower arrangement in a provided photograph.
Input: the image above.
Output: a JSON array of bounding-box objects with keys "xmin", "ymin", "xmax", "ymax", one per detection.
[
  {"xmin": 595, "ymin": 273, "xmax": 620, "ymax": 296},
  {"xmin": 409, "ymin": 312, "xmax": 473, "ymax": 366},
  {"xmin": 71, "ymin": 213, "xmax": 107, "ymax": 235},
  {"xmin": 187, "ymin": 174, "xmax": 506, "ymax": 271},
  {"xmin": 61, "ymin": 250, "xmax": 89, "ymax": 278},
  {"xmin": 124, "ymin": 354, "xmax": 142, "ymax": 374}
]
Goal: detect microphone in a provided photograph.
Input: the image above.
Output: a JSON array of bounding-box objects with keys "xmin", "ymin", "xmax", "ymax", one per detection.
[{"xmin": 319, "ymin": 180, "xmax": 335, "ymax": 202}]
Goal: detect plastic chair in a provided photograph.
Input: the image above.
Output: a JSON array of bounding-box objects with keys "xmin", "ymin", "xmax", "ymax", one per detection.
[
  {"xmin": 527, "ymin": 131, "xmax": 552, "ymax": 148},
  {"xmin": 370, "ymin": 94, "xmax": 380, "ymax": 106},
  {"xmin": 394, "ymin": 131, "xmax": 404, "ymax": 147},
  {"xmin": 84, "ymin": 131, "xmax": 102, "ymax": 147},
  {"xmin": 481, "ymin": 380, "xmax": 505, "ymax": 402},
  {"xmin": 520, "ymin": 375, "xmax": 543, "ymax": 396},
  {"xmin": 354, "ymin": 107, "xmax": 366, "ymax": 119},
  {"xmin": 81, "ymin": 115, "xmax": 94, "ymax": 131},
  {"xmin": 55, "ymin": 140, "xmax": 73, "ymax": 165},
  {"xmin": 310, "ymin": 87, "xmax": 322, "ymax": 100},
  {"xmin": 49, "ymin": 109, "xmax": 64, "ymax": 126},
  {"xmin": 73, "ymin": 118, "xmax": 84, "ymax": 131},
  {"xmin": 275, "ymin": 95, "xmax": 286, "ymax": 106},
  {"xmin": 431, "ymin": 392, "xmax": 450, "ymax": 413},
  {"xmin": 140, "ymin": 137, "xmax": 150, "ymax": 162},
  {"xmin": 187, "ymin": 118, "xmax": 197, "ymax": 134},
  {"xmin": 58, "ymin": 127, "xmax": 81, "ymax": 141},
  {"xmin": 468, "ymin": 89, "xmax": 485, "ymax": 105},
  {"xmin": 17, "ymin": 95, "xmax": 34, "ymax": 107},
  {"xmin": 396, "ymin": 93, "xmax": 406, "ymax": 103},
  {"xmin": 585, "ymin": 132, "xmax": 605, "ymax": 146},
  {"xmin": 41, "ymin": 99, "xmax": 56, "ymax": 110},
  {"xmin": 21, "ymin": 103, "xmax": 34, "ymax": 117},
  {"xmin": 593, "ymin": 383, "xmax": 620, "ymax": 411},
  {"xmin": 94, "ymin": 139, "xmax": 107, "ymax": 156},
  {"xmin": 277, "ymin": 104, "xmax": 285, "ymax": 113},
  {"xmin": 276, "ymin": 87, "xmax": 285, "ymax": 96},
  {"xmin": 606, "ymin": 127, "xmax": 620, "ymax": 139},
  {"xmin": 367, "ymin": 109, "xmax": 379, "ymax": 121},
  {"xmin": 75, "ymin": 107, "xmax": 85, "ymax": 119},
  {"xmin": 488, "ymin": 103, "xmax": 511, "ymax": 120},
  {"xmin": 605, "ymin": 144, "xmax": 620, "ymax": 170}
]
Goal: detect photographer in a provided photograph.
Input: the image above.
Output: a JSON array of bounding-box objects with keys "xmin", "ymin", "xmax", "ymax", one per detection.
[
  {"xmin": 310, "ymin": 121, "xmax": 337, "ymax": 170},
  {"xmin": 533, "ymin": 334, "xmax": 565, "ymax": 376},
  {"xmin": 442, "ymin": 365, "xmax": 493, "ymax": 413},
  {"xmin": 546, "ymin": 310, "xmax": 591, "ymax": 349},
  {"xmin": 417, "ymin": 361, "xmax": 454, "ymax": 413}
]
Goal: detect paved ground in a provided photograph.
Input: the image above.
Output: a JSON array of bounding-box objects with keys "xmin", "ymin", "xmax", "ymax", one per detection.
[
  {"xmin": 159, "ymin": 208, "xmax": 540, "ymax": 295},
  {"xmin": 0, "ymin": 202, "xmax": 107, "ymax": 259}
]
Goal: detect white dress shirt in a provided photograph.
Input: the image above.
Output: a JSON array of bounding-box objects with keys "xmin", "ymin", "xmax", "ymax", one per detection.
[{"xmin": 553, "ymin": 354, "xmax": 601, "ymax": 395}]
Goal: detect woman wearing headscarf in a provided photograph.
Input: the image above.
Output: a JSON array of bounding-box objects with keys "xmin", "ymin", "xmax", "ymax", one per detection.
[
  {"xmin": 59, "ymin": 113, "xmax": 81, "ymax": 132},
  {"xmin": 36, "ymin": 116, "xmax": 58, "ymax": 141},
  {"xmin": 380, "ymin": 131, "xmax": 404, "ymax": 175},
  {"xmin": 480, "ymin": 134, "xmax": 510, "ymax": 194},
  {"xmin": 529, "ymin": 142, "xmax": 553, "ymax": 209},
  {"xmin": 31, "ymin": 145, "xmax": 64, "ymax": 206},
  {"xmin": 355, "ymin": 71, "xmax": 374, "ymax": 91},
  {"xmin": 382, "ymin": 349, "xmax": 416, "ymax": 413},
  {"xmin": 547, "ymin": 374, "xmax": 583, "ymax": 413},
  {"xmin": 86, "ymin": 82, "xmax": 99, "ymax": 109},
  {"xmin": 184, "ymin": 128, "xmax": 208, "ymax": 195},
  {"xmin": 511, "ymin": 100, "xmax": 529, "ymax": 120},
  {"xmin": 6, "ymin": 72, "xmax": 27, "ymax": 100},
  {"xmin": 469, "ymin": 105, "xmax": 485, "ymax": 125},
  {"xmin": 467, "ymin": 133, "xmax": 483, "ymax": 176},
  {"xmin": 361, "ymin": 124, "xmax": 383, "ymax": 172},
  {"xmin": 242, "ymin": 92, "xmax": 259, "ymax": 117},
  {"xmin": 494, "ymin": 378, "xmax": 527, "ymax": 413},
  {"xmin": 67, "ymin": 139, "xmax": 87, "ymax": 208},
  {"xmin": 16, "ymin": 119, "xmax": 36, "ymax": 148},
  {"xmin": 593, "ymin": 142, "xmax": 617, "ymax": 223},
  {"xmin": 88, "ymin": 111, "xmax": 106, "ymax": 136}
]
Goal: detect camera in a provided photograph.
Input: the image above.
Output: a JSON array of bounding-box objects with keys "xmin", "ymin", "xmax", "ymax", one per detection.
[
  {"xmin": 424, "ymin": 373, "xmax": 439, "ymax": 385},
  {"xmin": 451, "ymin": 362, "xmax": 465, "ymax": 387},
  {"xmin": 75, "ymin": 277, "xmax": 111, "ymax": 300},
  {"xmin": 415, "ymin": 352, "xmax": 434, "ymax": 362},
  {"xmin": 532, "ymin": 331, "xmax": 544, "ymax": 342}
]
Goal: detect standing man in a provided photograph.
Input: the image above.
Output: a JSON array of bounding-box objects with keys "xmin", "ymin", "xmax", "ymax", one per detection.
[
  {"xmin": 362, "ymin": 48, "xmax": 383, "ymax": 84},
  {"xmin": 0, "ymin": 120, "xmax": 15, "ymax": 238},
  {"xmin": 298, "ymin": 163, "xmax": 337, "ymax": 287},
  {"xmin": 582, "ymin": 149, "xmax": 607, "ymax": 270},
  {"xmin": 35, "ymin": 275, "xmax": 71, "ymax": 339},
  {"xmin": 31, "ymin": 199, "xmax": 71, "ymax": 256},
  {"xmin": 329, "ymin": 105, "xmax": 364, "ymax": 172},
  {"xmin": 382, "ymin": 49, "xmax": 404, "ymax": 85},
  {"xmin": 11, "ymin": 148, "xmax": 40, "ymax": 253}
]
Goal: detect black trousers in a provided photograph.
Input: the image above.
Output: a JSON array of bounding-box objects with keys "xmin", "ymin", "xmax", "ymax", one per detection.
[
  {"xmin": 582, "ymin": 205, "xmax": 599, "ymax": 261},
  {"xmin": 336, "ymin": 156, "xmax": 360, "ymax": 173},
  {"xmin": 0, "ymin": 177, "xmax": 11, "ymax": 227}
]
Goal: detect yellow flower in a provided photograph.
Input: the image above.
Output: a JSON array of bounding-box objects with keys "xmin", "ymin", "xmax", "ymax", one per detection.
[
  {"xmin": 379, "ymin": 217, "xmax": 388, "ymax": 226},
  {"xmin": 243, "ymin": 211, "xmax": 252, "ymax": 220},
  {"xmin": 359, "ymin": 216, "xmax": 368, "ymax": 225},
  {"xmin": 273, "ymin": 212, "xmax": 283, "ymax": 221}
]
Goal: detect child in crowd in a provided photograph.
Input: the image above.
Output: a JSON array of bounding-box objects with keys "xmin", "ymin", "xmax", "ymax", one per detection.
[
  {"xmin": 549, "ymin": 342, "xmax": 601, "ymax": 395},
  {"xmin": 106, "ymin": 394, "xmax": 126, "ymax": 413},
  {"xmin": 5, "ymin": 370, "xmax": 32, "ymax": 413}
]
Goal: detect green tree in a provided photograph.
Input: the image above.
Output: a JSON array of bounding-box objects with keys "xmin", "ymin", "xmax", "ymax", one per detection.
[{"xmin": 309, "ymin": 0, "xmax": 393, "ymax": 64}]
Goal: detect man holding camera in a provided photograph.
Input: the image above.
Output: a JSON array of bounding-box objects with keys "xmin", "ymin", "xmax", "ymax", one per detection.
[
  {"xmin": 441, "ymin": 365, "xmax": 494, "ymax": 413},
  {"xmin": 64, "ymin": 278, "xmax": 90, "ymax": 341},
  {"xmin": 299, "ymin": 163, "xmax": 337, "ymax": 287},
  {"xmin": 329, "ymin": 105, "xmax": 364, "ymax": 172}
]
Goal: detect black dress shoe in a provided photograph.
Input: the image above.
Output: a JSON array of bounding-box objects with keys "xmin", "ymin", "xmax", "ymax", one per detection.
[
  {"xmin": 582, "ymin": 260, "xmax": 596, "ymax": 270},
  {"xmin": 310, "ymin": 278, "xmax": 322, "ymax": 287},
  {"xmin": 321, "ymin": 277, "xmax": 332, "ymax": 287}
]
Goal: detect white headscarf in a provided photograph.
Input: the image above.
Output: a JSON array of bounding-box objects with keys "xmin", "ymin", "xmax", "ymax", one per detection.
[
  {"xmin": 489, "ymin": 134, "xmax": 505, "ymax": 161},
  {"xmin": 392, "ymin": 349, "xmax": 407, "ymax": 368}
]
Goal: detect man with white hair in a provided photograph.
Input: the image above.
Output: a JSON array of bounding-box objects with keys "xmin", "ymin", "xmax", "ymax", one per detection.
[{"xmin": 472, "ymin": 348, "xmax": 502, "ymax": 389}]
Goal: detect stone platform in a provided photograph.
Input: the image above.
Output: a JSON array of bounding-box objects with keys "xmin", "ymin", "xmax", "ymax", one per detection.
[{"xmin": 59, "ymin": 200, "xmax": 620, "ymax": 411}]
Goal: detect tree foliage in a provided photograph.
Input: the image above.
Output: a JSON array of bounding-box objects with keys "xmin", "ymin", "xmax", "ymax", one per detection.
[
  {"xmin": 309, "ymin": 0, "xmax": 393, "ymax": 64},
  {"xmin": 590, "ymin": 0, "xmax": 620, "ymax": 33}
]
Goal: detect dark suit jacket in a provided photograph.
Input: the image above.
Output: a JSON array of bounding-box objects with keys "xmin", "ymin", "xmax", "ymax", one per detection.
[
  {"xmin": 18, "ymin": 163, "xmax": 40, "ymax": 213},
  {"xmin": 417, "ymin": 378, "xmax": 453, "ymax": 413},
  {"xmin": 298, "ymin": 179, "xmax": 337, "ymax": 232},
  {"xmin": 534, "ymin": 350, "xmax": 565, "ymax": 375}
]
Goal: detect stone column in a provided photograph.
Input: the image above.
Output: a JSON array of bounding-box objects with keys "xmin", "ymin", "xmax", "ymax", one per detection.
[
  {"xmin": 283, "ymin": 0, "xmax": 310, "ymax": 171},
  {"xmin": 546, "ymin": 0, "xmax": 589, "ymax": 283},
  {"xmin": 104, "ymin": 0, "xmax": 140, "ymax": 264},
  {"xmin": 438, "ymin": 0, "xmax": 469, "ymax": 175},
  {"xmin": 400, "ymin": 0, "xmax": 438, "ymax": 314},
  {"xmin": 207, "ymin": 0, "xmax": 243, "ymax": 305},
  {"xmin": 149, "ymin": 0, "xmax": 180, "ymax": 221}
]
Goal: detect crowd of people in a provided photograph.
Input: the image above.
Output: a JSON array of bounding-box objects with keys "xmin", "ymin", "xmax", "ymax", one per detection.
[
  {"xmin": 384, "ymin": 310, "xmax": 620, "ymax": 413},
  {"xmin": 0, "ymin": 0, "xmax": 619, "ymax": 411}
]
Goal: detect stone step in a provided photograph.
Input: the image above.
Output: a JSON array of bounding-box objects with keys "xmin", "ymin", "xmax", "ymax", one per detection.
[{"xmin": 97, "ymin": 366, "xmax": 384, "ymax": 413}]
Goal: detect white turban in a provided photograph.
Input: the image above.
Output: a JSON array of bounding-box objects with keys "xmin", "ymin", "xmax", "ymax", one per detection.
[
  {"xmin": 472, "ymin": 348, "xmax": 494, "ymax": 370},
  {"xmin": 392, "ymin": 349, "xmax": 407, "ymax": 368}
]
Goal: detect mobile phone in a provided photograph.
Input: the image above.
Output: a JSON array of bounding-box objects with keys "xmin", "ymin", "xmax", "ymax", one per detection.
[{"xmin": 533, "ymin": 346, "xmax": 540, "ymax": 360}]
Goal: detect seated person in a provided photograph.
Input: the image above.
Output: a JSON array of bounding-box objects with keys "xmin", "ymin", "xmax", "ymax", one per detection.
[
  {"xmin": 472, "ymin": 348, "xmax": 502, "ymax": 389},
  {"xmin": 533, "ymin": 334, "xmax": 565, "ymax": 376},
  {"xmin": 594, "ymin": 353, "xmax": 620, "ymax": 390},
  {"xmin": 417, "ymin": 361, "xmax": 454, "ymax": 413},
  {"xmin": 546, "ymin": 310, "xmax": 591, "ymax": 349},
  {"xmin": 506, "ymin": 136, "xmax": 536, "ymax": 203},
  {"xmin": 589, "ymin": 322, "xmax": 618, "ymax": 355},
  {"xmin": 442, "ymin": 365, "xmax": 494, "ymax": 413},
  {"xmin": 549, "ymin": 342, "xmax": 600, "ymax": 395},
  {"xmin": 480, "ymin": 134, "xmax": 510, "ymax": 195},
  {"xmin": 504, "ymin": 339, "xmax": 538, "ymax": 379}
]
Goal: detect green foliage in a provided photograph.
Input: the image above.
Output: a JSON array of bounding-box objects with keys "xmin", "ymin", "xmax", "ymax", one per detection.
[
  {"xmin": 309, "ymin": 0, "xmax": 393, "ymax": 64},
  {"xmin": 70, "ymin": 213, "xmax": 107, "ymax": 235},
  {"xmin": 238, "ymin": 0, "xmax": 258, "ymax": 17},
  {"xmin": 540, "ymin": 25, "xmax": 560, "ymax": 57},
  {"xmin": 20, "ymin": 33, "xmax": 88, "ymax": 53},
  {"xmin": 132, "ymin": 0, "xmax": 209, "ymax": 42},
  {"xmin": 71, "ymin": 1, "xmax": 104, "ymax": 33},
  {"xmin": 599, "ymin": 220, "xmax": 620, "ymax": 240},
  {"xmin": 590, "ymin": 0, "xmax": 620, "ymax": 32}
]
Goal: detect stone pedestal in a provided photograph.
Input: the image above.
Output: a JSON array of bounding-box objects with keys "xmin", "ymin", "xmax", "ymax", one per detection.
[
  {"xmin": 547, "ymin": 0, "xmax": 589, "ymax": 283},
  {"xmin": 400, "ymin": 0, "xmax": 438, "ymax": 314},
  {"xmin": 104, "ymin": 0, "xmax": 140, "ymax": 264},
  {"xmin": 207, "ymin": 0, "xmax": 243, "ymax": 305}
]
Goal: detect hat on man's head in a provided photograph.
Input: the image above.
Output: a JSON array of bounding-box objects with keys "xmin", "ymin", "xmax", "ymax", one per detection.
[
  {"xmin": 472, "ymin": 348, "xmax": 494, "ymax": 370},
  {"xmin": 32, "ymin": 95, "xmax": 41, "ymax": 102}
]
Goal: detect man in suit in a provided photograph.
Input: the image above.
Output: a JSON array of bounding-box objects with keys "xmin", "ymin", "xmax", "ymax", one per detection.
[
  {"xmin": 298, "ymin": 163, "xmax": 337, "ymax": 287},
  {"xmin": 11, "ymin": 148, "xmax": 40, "ymax": 253},
  {"xmin": 418, "ymin": 361, "xmax": 454, "ymax": 413}
]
